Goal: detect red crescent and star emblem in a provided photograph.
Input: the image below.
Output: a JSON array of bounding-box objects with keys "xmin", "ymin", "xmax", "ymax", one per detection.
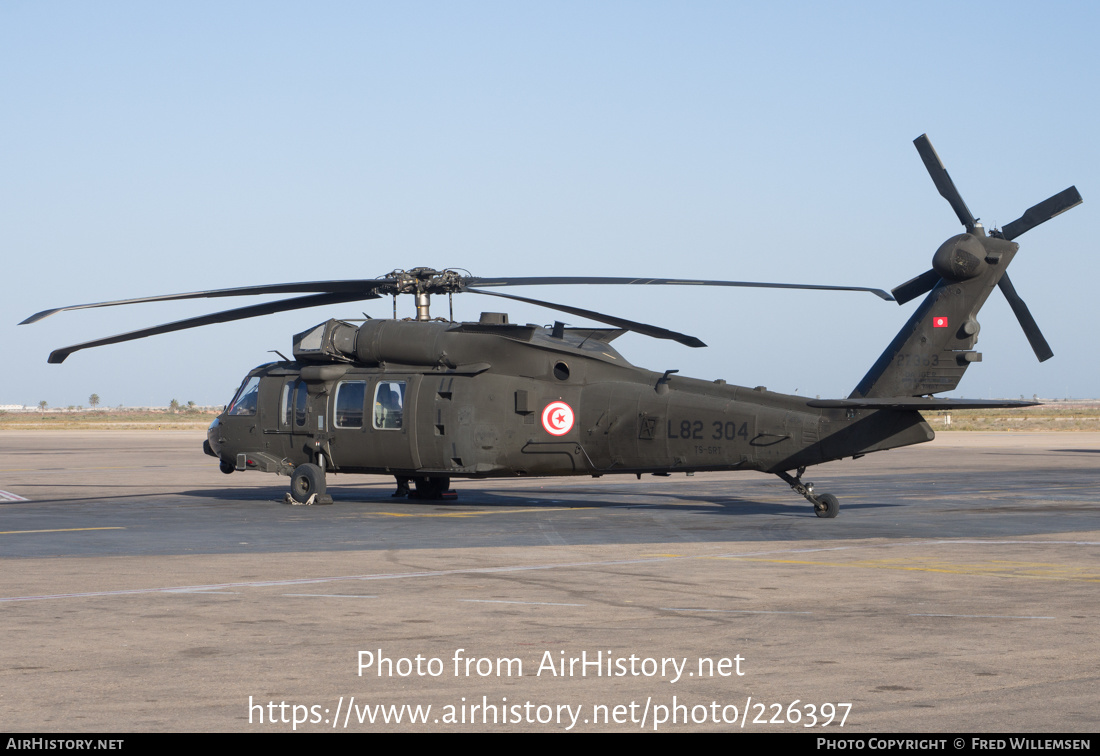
[
  {"xmin": 933, "ymin": 316, "xmax": 948, "ymax": 328},
  {"xmin": 541, "ymin": 401, "xmax": 574, "ymax": 436}
]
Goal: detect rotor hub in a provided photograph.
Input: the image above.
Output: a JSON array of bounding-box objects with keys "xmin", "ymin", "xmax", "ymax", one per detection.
[
  {"xmin": 379, "ymin": 268, "xmax": 467, "ymax": 297},
  {"xmin": 932, "ymin": 234, "xmax": 987, "ymax": 282}
]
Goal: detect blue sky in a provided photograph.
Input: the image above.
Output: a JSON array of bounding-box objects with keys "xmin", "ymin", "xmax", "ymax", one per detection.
[{"xmin": 3, "ymin": 1, "xmax": 1097, "ymax": 407}]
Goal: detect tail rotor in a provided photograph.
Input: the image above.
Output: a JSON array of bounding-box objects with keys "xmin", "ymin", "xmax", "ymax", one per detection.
[{"xmin": 890, "ymin": 134, "xmax": 1082, "ymax": 362}]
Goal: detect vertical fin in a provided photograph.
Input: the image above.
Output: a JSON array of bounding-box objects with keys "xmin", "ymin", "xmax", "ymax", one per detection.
[{"xmin": 851, "ymin": 238, "xmax": 1016, "ymax": 398}]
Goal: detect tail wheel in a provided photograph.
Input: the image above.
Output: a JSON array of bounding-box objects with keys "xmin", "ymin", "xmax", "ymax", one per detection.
[{"xmin": 290, "ymin": 463, "xmax": 326, "ymax": 504}]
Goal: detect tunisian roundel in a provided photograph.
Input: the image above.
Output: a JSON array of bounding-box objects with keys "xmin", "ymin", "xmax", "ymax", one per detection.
[
  {"xmin": 933, "ymin": 316, "xmax": 948, "ymax": 328},
  {"xmin": 541, "ymin": 401, "xmax": 574, "ymax": 436}
]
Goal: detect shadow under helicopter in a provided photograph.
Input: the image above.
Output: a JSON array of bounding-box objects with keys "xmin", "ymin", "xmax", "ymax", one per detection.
[{"xmin": 5, "ymin": 463, "xmax": 1094, "ymax": 560}]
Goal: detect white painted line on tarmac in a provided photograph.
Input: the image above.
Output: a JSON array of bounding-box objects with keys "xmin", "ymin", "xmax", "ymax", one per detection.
[
  {"xmin": 459, "ymin": 599, "xmax": 586, "ymax": 607},
  {"xmin": 662, "ymin": 607, "xmax": 813, "ymax": 614},
  {"xmin": 283, "ymin": 594, "xmax": 378, "ymax": 598},
  {"xmin": 0, "ymin": 553, "xmax": 705, "ymax": 602},
  {"xmin": 0, "ymin": 527, "xmax": 125, "ymax": 535},
  {"xmin": 929, "ymin": 539, "xmax": 1100, "ymax": 546},
  {"xmin": 2, "ymin": 539, "xmax": 1093, "ymax": 604},
  {"xmin": 909, "ymin": 613, "xmax": 1054, "ymax": 619}
]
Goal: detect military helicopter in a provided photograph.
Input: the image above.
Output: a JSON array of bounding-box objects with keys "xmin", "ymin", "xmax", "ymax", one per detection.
[{"xmin": 23, "ymin": 135, "xmax": 1081, "ymax": 517}]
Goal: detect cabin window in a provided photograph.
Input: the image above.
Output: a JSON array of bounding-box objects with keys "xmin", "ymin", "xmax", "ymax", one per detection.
[
  {"xmin": 228, "ymin": 376, "xmax": 260, "ymax": 416},
  {"xmin": 335, "ymin": 381, "xmax": 366, "ymax": 428},
  {"xmin": 373, "ymin": 380, "xmax": 406, "ymax": 430}
]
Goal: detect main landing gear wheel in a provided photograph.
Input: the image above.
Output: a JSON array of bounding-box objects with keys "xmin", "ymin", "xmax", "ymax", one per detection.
[
  {"xmin": 290, "ymin": 463, "xmax": 327, "ymax": 504},
  {"xmin": 412, "ymin": 476, "xmax": 451, "ymax": 500},
  {"xmin": 814, "ymin": 493, "xmax": 839, "ymax": 519},
  {"xmin": 776, "ymin": 467, "xmax": 840, "ymax": 518}
]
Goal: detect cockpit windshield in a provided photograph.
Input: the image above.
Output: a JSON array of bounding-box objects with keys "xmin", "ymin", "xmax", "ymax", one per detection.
[{"xmin": 227, "ymin": 376, "xmax": 261, "ymax": 416}]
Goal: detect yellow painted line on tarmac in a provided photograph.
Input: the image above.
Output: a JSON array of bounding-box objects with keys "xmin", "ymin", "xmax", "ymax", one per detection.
[
  {"xmin": 0, "ymin": 527, "xmax": 126, "ymax": 535},
  {"xmin": 365, "ymin": 499, "xmax": 748, "ymax": 519},
  {"xmin": 370, "ymin": 505, "xmax": 596, "ymax": 518},
  {"xmin": 709, "ymin": 556, "xmax": 1100, "ymax": 582},
  {"xmin": 372, "ymin": 512, "xmax": 479, "ymax": 518}
]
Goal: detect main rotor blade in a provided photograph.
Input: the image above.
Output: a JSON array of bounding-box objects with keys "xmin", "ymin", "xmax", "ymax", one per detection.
[
  {"xmin": 997, "ymin": 272, "xmax": 1053, "ymax": 362},
  {"xmin": 914, "ymin": 134, "xmax": 977, "ymax": 231},
  {"xmin": 22, "ymin": 279, "xmax": 394, "ymax": 325},
  {"xmin": 47, "ymin": 291, "xmax": 378, "ymax": 363},
  {"xmin": 464, "ymin": 287, "xmax": 707, "ymax": 348},
  {"xmin": 464, "ymin": 276, "xmax": 894, "ymax": 301},
  {"xmin": 1001, "ymin": 186, "xmax": 1083, "ymax": 241},
  {"xmin": 891, "ymin": 269, "xmax": 941, "ymax": 305}
]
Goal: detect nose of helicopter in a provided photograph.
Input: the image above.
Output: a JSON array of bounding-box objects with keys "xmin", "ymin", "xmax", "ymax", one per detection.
[
  {"xmin": 204, "ymin": 417, "xmax": 238, "ymax": 474},
  {"xmin": 204, "ymin": 417, "xmax": 221, "ymax": 457}
]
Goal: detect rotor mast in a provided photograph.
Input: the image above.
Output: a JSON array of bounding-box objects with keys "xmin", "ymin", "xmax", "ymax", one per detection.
[
  {"xmin": 378, "ymin": 268, "xmax": 467, "ymax": 321},
  {"xmin": 415, "ymin": 291, "xmax": 432, "ymax": 321}
]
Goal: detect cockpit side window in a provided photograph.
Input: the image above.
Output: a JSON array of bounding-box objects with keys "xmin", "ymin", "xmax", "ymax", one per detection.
[
  {"xmin": 281, "ymin": 379, "xmax": 307, "ymax": 428},
  {"xmin": 295, "ymin": 381, "xmax": 307, "ymax": 427},
  {"xmin": 281, "ymin": 380, "xmax": 295, "ymax": 427},
  {"xmin": 228, "ymin": 376, "xmax": 261, "ymax": 416},
  {"xmin": 372, "ymin": 380, "xmax": 406, "ymax": 430},
  {"xmin": 335, "ymin": 381, "xmax": 366, "ymax": 428}
]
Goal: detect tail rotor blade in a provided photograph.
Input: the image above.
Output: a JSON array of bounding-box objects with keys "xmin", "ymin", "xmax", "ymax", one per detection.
[
  {"xmin": 914, "ymin": 134, "xmax": 977, "ymax": 231},
  {"xmin": 891, "ymin": 269, "xmax": 941, "ymax": 305},
  {"xmin": 997, "ymin": 273, "xmax": 1053, "ymax": 362},
  {"xmin": 1001, "ymin": 186, "xmax": 1083, "ymax": 241}
]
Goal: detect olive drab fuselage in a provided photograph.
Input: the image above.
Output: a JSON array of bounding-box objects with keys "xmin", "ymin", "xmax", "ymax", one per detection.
[{"xmin": 206, "ymin": 317, "xmax": 933, "ymax": 481}]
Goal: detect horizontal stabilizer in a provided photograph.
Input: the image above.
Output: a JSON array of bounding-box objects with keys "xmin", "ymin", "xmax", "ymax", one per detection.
[{"xmin": 808, "ymin": 398, "xmax": 1039, "ymax": 410}]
